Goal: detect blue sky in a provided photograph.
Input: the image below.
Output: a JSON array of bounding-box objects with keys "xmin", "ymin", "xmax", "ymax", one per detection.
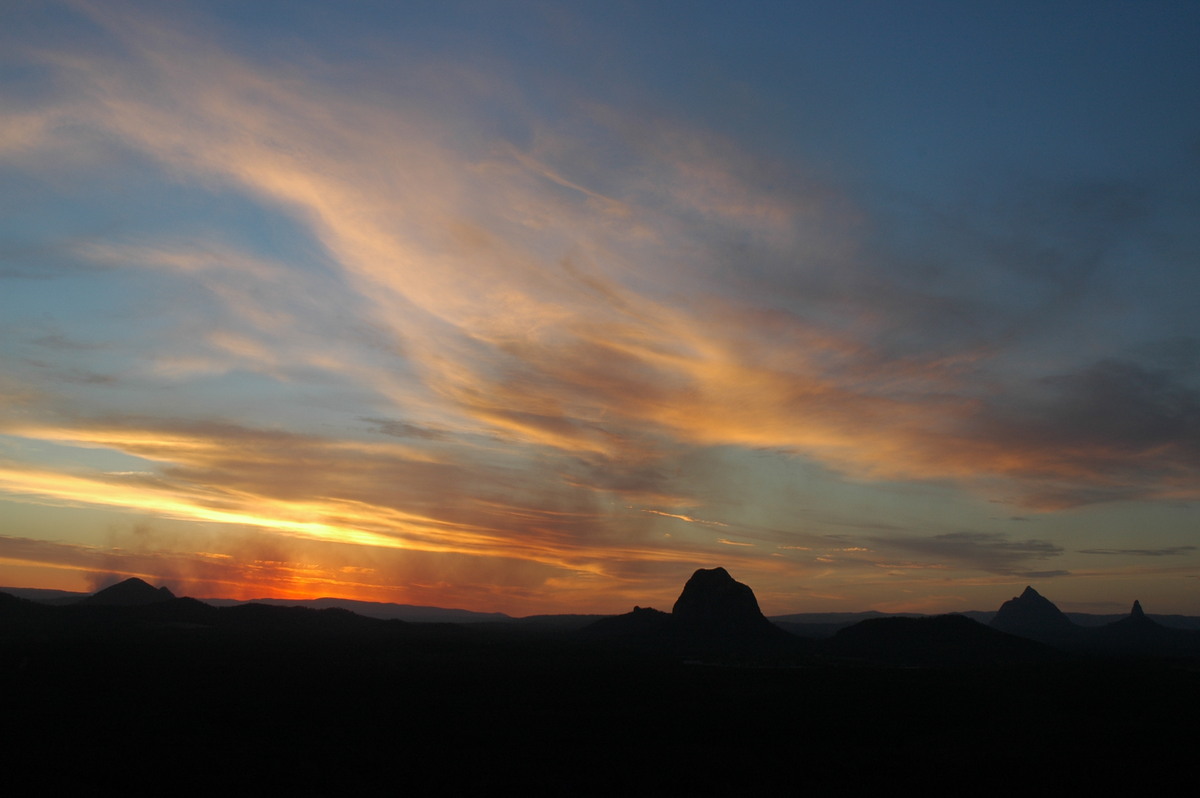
[{"xmin": 1, "ymin": 1, "xmax": 1198, "ymax": 615}]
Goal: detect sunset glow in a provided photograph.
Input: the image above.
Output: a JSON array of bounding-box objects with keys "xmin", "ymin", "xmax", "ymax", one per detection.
[{"xmin": 2, "ymin": 2, "xmax": 1198, "ymax": 615}]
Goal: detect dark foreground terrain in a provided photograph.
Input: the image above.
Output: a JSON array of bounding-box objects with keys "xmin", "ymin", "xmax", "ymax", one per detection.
[{"xmin": 3, "ymin": 594, "xmax": 1197, "ymax": 794}]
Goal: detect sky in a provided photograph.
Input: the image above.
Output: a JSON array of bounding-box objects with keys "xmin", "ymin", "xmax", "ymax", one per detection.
[{"xmin": 1, "ymin": 1, "xmax": 1198, "ymax": 616}]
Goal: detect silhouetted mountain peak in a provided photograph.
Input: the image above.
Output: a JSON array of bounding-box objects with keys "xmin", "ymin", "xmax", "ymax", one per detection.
[
  {"xmin": 1104, "ymin": 598, "xmax": 1158, "ymax": 632},
  {"xmin": 583, "ymin": 568, "xmax": 797, "ymax": 656},
  {"xmin": 80, "ymin": 577, "xmax": 176, "ymax": 607},
  {"xmin": 990, "ymin": 585, "xmax": 1077, "ymax": 644},
  {"xmin": 672, "ymin": 567, "xmax": 773, "ymax": 634},
  {"xmin": 1080, "ymin": 597, "xmax": 1200, "ymax": 656}
]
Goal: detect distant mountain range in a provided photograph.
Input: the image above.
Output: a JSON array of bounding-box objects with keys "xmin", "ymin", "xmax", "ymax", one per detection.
[
  {"xmin": 1, "ymin": 582, "xmax": 515, "ymax": 623},
  {"xmin": 4, "ymin": 573, "xmax": 1199, "ymax": 663},
  {"xmin": 8, "ymin": 579, "xmax": 1197, "ymax": 627},
  {"xmin": 6, "ymin": 565, "xmax": 1200, "ymax": 794},
  {"xmin": 987, "ymin": 585, "xmax": 1200, "ymax": 658},
  {"xmin": 10, "ymin": 572, "xmax": 1200, "ymax": 794}
]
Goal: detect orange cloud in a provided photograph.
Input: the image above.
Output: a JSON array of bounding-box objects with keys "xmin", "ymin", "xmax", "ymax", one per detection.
[{"xmin": 2, "ymin": 3, "xmax": 1197, "ymax": 615}]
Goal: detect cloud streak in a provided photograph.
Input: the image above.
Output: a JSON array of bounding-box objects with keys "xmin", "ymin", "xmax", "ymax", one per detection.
[
  {"xmin": 12, "ymin": 5, "xmax": 1198, "ymax": 507},
  {"xmin": 869, "ymin": 532, "xmax": 1065, "ymax": 577}
]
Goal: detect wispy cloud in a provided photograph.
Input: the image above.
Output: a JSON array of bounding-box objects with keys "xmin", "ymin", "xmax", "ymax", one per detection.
[
  {"xmin": 870, "ymin": 531, "xmax": 1065, "ymax": 576},
  {"xmin": 642, "ymin": 509, "xmax": 728, "ymax": 527},
  {"xmin": 10, "ymin": 3, "xmax": 1197, "ymax": 512},
  {"xmin": 1, "ymin": 2, "xmax": 1198, "ymax": 611}
]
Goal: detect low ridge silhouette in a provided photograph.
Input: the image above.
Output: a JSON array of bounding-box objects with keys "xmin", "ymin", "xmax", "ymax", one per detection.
[{"xmin": 824, "ymin": 612, "xmax": 1058, "ymax": 666}]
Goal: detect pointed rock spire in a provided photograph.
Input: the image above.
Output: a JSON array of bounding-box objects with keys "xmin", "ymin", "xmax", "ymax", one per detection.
[{"xmin": 1130, "ymin": 599, "xmax": 1145, "ymax": 619}]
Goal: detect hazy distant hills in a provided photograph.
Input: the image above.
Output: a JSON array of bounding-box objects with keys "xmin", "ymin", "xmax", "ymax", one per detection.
[
  {"xmin": 1, "ymin": 583, "xmax": 513, "ymax": 622},
  {"xmin": 202, "ymin": 595, "xmax": 512, "ymax": 624}
]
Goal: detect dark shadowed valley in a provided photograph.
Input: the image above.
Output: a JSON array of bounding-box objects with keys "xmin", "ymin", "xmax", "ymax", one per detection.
[{"xmin": 3, "ymin": 570, "xmax": 1197, "ymax": 794}]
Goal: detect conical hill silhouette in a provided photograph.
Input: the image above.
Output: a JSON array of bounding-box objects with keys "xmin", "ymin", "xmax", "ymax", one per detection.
[
  {"xmin": 78, "ymin": 577, "xmax": 176, "ymax": 607},
  {"xmin": 989, "ymin": 586, "xmax": 1079, "ymax": 645},
  {"xmin": 1082, "ymin": 599, "xmax": 1200, "ymax": 657}
]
